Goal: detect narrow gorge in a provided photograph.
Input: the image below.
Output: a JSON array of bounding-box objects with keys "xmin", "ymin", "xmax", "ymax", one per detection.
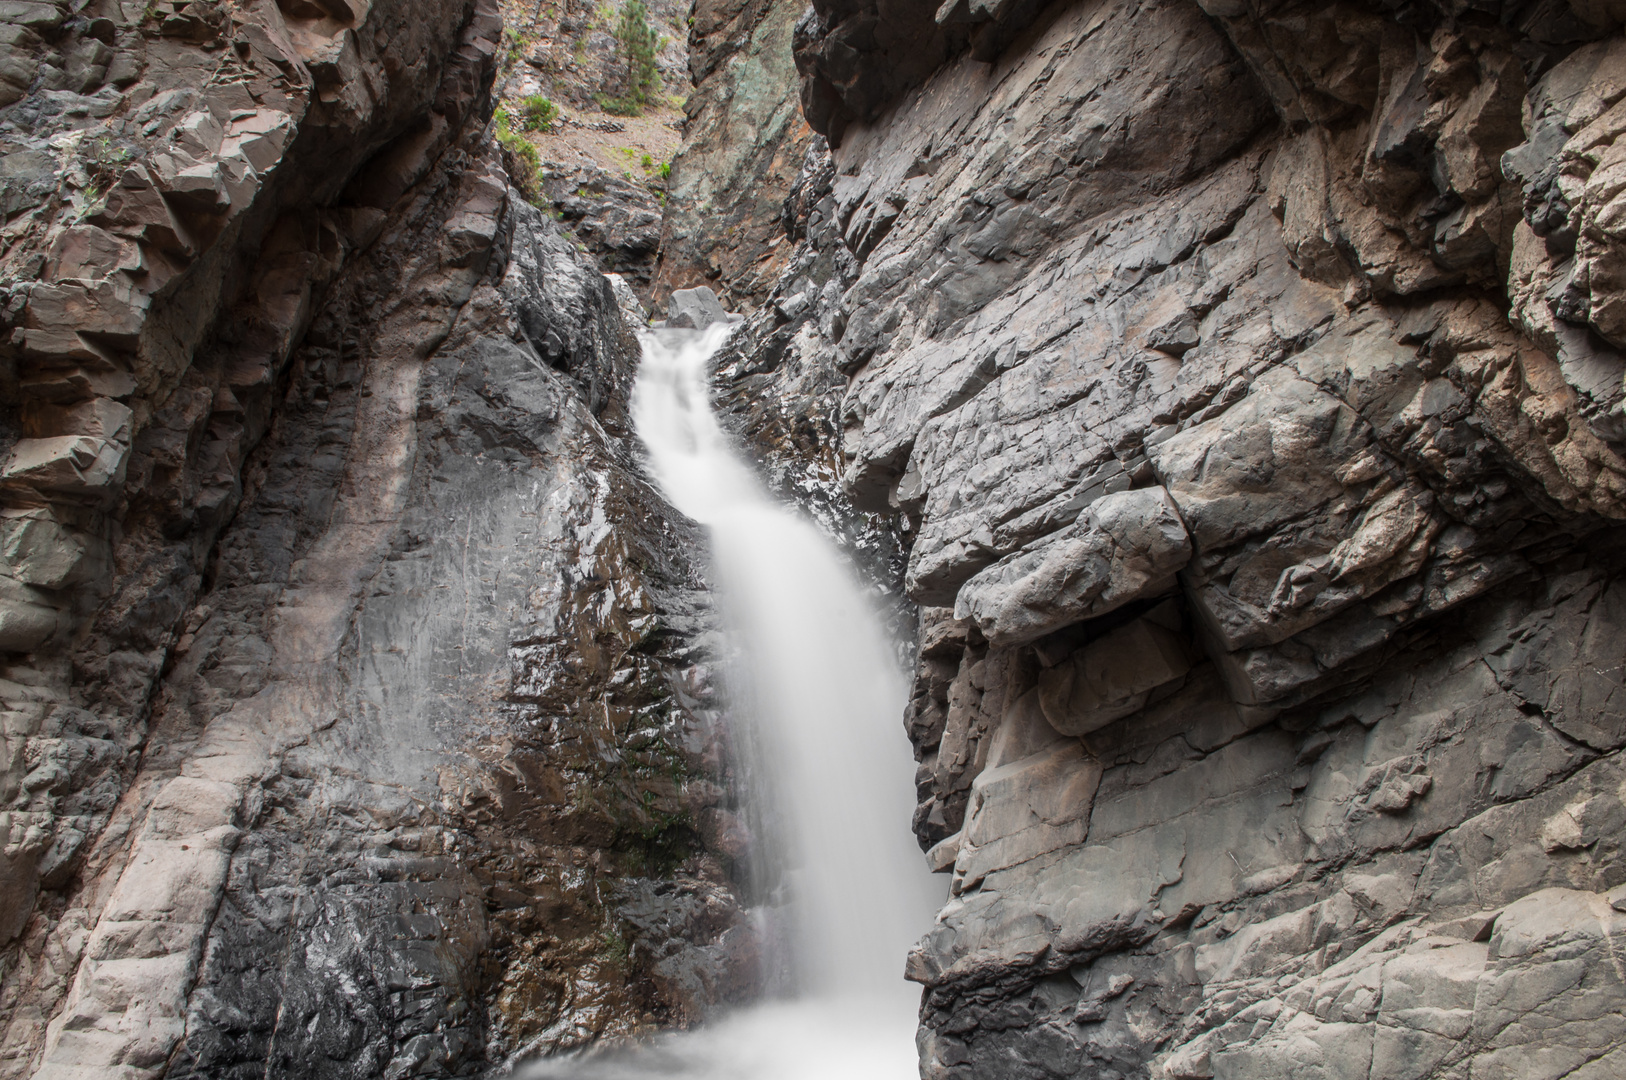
[{"xmin": 4, "ymin": 0, "xmax": 1626, "ymax": 1078}]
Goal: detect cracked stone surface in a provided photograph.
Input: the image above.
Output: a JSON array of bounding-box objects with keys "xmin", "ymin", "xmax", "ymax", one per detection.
[
  {"xmin": 698, "ymin": 0, "xmax": 1626, "ymax": 1077},
  {"xmin": 0, "ymin": 1, "xmax": 760, "ymax": 1077},
  {"xmin": 13, "ymin": 0, "xmax": 1626, "ymax": 1075}
]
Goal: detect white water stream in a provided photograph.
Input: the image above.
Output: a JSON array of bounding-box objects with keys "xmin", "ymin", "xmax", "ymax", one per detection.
[{"xmin": 526, "ymin": 322, "xmax": 941, "ymax": 1077}]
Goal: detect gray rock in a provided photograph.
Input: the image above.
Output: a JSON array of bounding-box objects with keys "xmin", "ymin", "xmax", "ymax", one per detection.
[
  {"xmin": 652, "ymin": 0, "xmax": 815, "ymax": 310},
  {"xmin": 1037, "ymin": 608, "xmax": 1194, "ymax": 738},
  {"xmin": 951, "ymin": 740, "xmax": 1102, "ymax": 893},
  {"xmin": 0, "ymin": 574, "xmax": 58, "ymax": 652},
  {"xmin": 665, "ymin": 285, "xmax": 731, "ymax": 330},
  {"xmin": 604, "ymin": 272, "xmax": 648, "ymax": 328},
  {"xmin": 537, "ymin": 161, "xmax": 664, "ymax": 288},
  {"xmin": 0, "ymin": 510, "xmax": 87, "ymax": 589},
  {"xmin": 953, "ymin": 486, "xmax": 1192, "ymax": 647}
]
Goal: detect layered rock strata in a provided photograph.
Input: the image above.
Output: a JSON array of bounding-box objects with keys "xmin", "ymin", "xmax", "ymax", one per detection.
[
  {"xmin": 0, "ymin": 0, "xmax": 757, "ymax": 1076},
  {"xmin": 705, "ymin": 0, "xmax": 1626, "ymax": 1076}
]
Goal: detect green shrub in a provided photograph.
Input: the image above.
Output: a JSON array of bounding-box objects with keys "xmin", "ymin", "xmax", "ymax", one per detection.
[
  {"xmin": 77, "ymin": 135, "xmax": 133, "ymax": 218},
  {"xmin": 493, "ymin": 107, "xmax": 543, "ymax": 204},
  {"xmin": 499, "ymin": 28, "xmax": 532, "ymax": 74},
  {"xmin": 520, "ymin": 94, "xmax": 558, "ymax": 132},
  {"xmin": 82, "ymin": 136, "xmax": 131, "ymax": 192},
  {"xmin": 600, "ymin": 929, "xmax": 630, "ymax": 971}
]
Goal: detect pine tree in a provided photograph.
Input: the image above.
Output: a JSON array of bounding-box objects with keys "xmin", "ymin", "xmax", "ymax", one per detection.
[{"xmin": 608, "ymin": 0, "xmax": 661, "ymax": 114}]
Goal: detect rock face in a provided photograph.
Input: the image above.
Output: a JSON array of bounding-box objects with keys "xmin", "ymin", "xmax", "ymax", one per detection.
[
  {"xmin": 0, "ymin": 1, "xmax": 758, "ymax": 1077},
  {"xmin": 497, "ymin": 0, "xmax": 689, "ymax": 296},
  {"xmin": 538, "ymin": 159, "xmax": 665, "ymax": 291},
  {"xmin": 650, "ymin": 0, "xmax": 813, "ymax": 310},
  {"xmin": 508, "ymin": 0, "xmax": 691, "ymax": 112},
  {"xmin": 664, "ymin": 284, "xmax": 730, "ymax": 328},
  {"xmin": 700, "ymin": 0, "xmax": 1626, "ymax": 1076}
]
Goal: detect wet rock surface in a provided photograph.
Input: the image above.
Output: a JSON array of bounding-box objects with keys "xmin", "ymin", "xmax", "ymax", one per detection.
[
  {"xmin": 14, "ymin": 0, "xmax": 1626, "ymax": 1075},
  {"xmin": 697, "ymin": 0, "xmax": 1626, "ymax": 1077},
  {"xmin": 0, "ymin": 0, "xmax": 756, "ymax": 1077}
]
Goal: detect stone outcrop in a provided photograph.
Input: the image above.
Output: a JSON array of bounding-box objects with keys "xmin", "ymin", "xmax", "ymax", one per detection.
[
  {"xmin": 0, "ymin": 0, "xmax": 758, "ymax": 1076},
  {"xmin": 954, "ymin": 487, "xmax": 1192, "ymax": 648},
  {"xmin": 701, "ymin": 0, "xmax": 1626, "ymax": 1076},
  {"xmin": 546, "ymin": 160, "xmax": 660, "ymax": 284},
  {"xmin": 650, "ymin": 0, "xmax": 813, "ymax": 310},
  {"xmin": 538, "ymin": 158, "xmax": 665, "ymax": 289}
]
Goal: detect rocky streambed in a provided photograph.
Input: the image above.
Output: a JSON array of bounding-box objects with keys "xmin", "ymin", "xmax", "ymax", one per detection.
[{"xmin": 5, "ymin": 0, "xmax": 1626, "ymax": 1079}]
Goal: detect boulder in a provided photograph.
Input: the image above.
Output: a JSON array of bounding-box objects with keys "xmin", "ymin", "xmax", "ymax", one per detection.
[
  {"xmin": 0, "ymin": 436, "xmax": 129, "ymax": 499},
  {"xmin": 665, "ymin": 286, "xmax": 730, "ymax": 330},
  {"xmin": 0, "ymin": 510, "xmax": 88, "ymax": 588}
]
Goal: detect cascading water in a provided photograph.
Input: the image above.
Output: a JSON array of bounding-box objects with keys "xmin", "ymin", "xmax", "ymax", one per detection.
[{"xmin": 525, "ymin": 321, "xmax": 941, "ymax": 1077}]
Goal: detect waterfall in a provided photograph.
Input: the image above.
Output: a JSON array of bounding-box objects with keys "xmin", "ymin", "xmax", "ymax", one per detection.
[{"xmin": 525, "ymin": 322, "xmax": 941, "ymax": 1077}]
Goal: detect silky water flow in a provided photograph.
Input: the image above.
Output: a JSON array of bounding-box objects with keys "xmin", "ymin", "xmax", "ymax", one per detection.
[{"xmin": 525, "ymin": 322, "xmax": 942, "ymax": 1077}]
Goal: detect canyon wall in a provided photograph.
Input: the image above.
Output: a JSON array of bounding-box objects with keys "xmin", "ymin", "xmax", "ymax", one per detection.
[
  {"xmin": 650, "ymin": 0, "xmax": 814, "ymax": 310},
  {"xmin": 10, "ymin": 0, "xmax": 1626, "ymax": 1075},
  {"xmin": 0, "ymin": 1, "xmax": 757, "ymax": 1077},
  {"xmin": 711, "ymin": 0, "xmax": 1626, "ymax": 1076}
]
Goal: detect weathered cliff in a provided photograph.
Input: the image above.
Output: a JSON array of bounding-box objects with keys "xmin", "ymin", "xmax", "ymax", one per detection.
[
  {"xmin": 649, "ymin": 0, "xmax": 813, "ymax": 310},
  {"xmin": 12, "ymin": 0, "xmax": 1626, "ymax": 1073},
  {"xmin": 0, "ymin": 1, "xmax": 756, "ymax": 1076},
  {"xmin": 497, "ymin": 0, "xmax": 689, "ymax": 296},
  {"xmin": 707, "ymin": 0, "xmax": 1626, "ymax": 1076}
]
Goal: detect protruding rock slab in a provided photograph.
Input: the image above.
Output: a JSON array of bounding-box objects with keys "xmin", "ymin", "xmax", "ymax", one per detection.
[
  {"xmin": 34, "ymin": 776, "xmax": 240, "ymax": 1080},
  {"xmin": 0, "ymin": 575, "xmax": 59, "ymax": 652},
  {"xmin": 953, "ymin": 740, "xmax": 1102, "ymax": 892},
  {"xmin": 1037, "ymin": 608, "xmax": 1194, "ymax": 737},
  {"xmin": 954, "ymin": 486, "xmax": 1192, "ymax": 647}
]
